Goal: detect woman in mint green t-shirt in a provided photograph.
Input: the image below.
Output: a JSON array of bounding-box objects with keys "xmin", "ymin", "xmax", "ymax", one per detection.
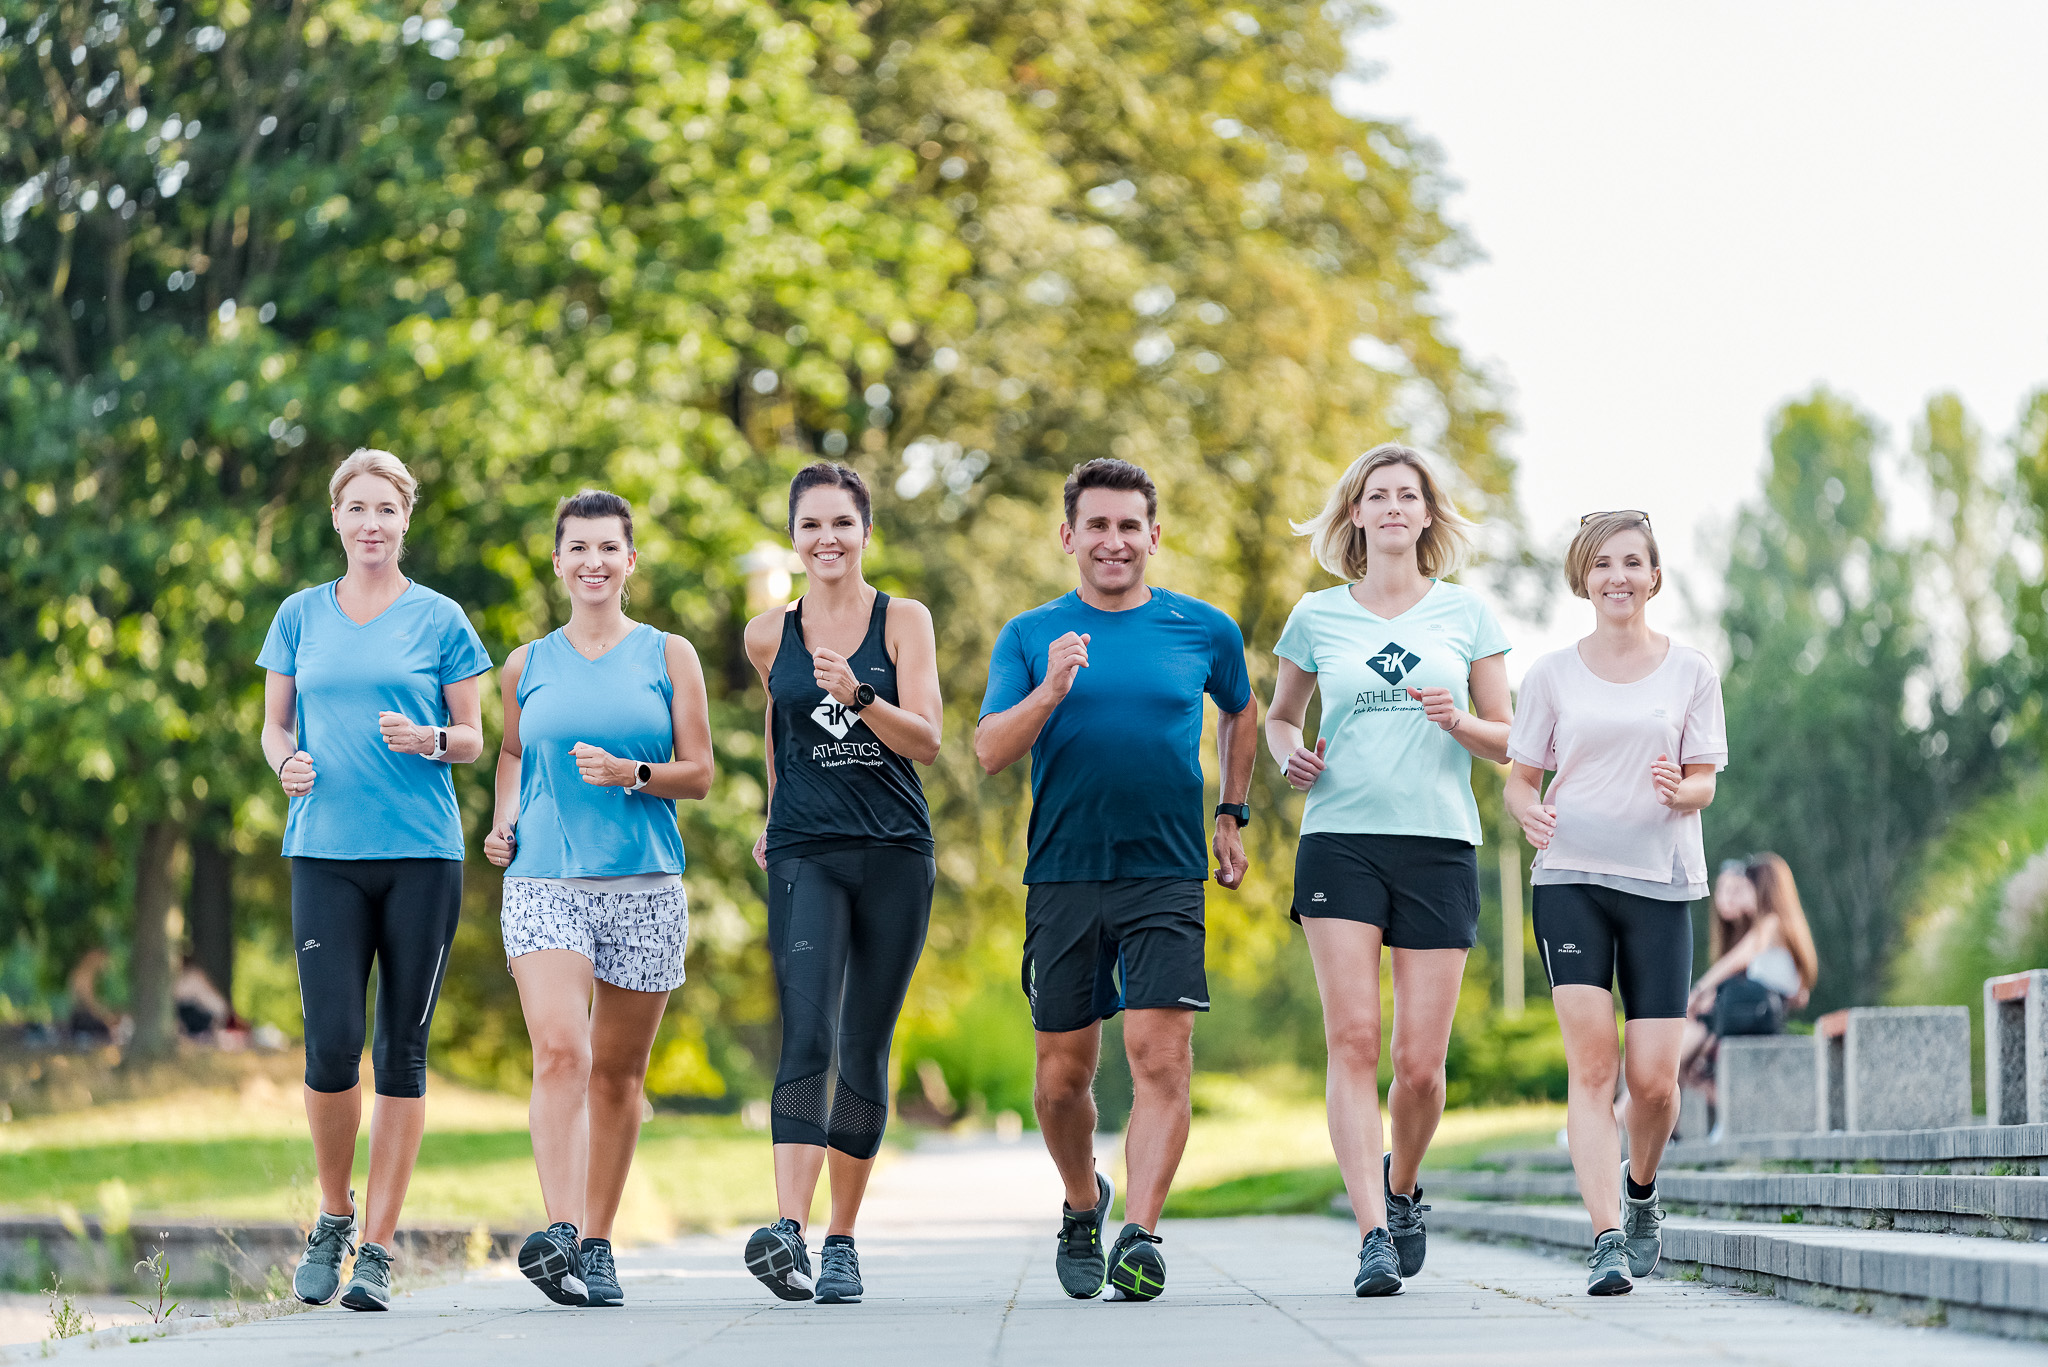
[{"xmin": 1264, "ymin": 444, "xmax": 1514, "ymax": 1296}]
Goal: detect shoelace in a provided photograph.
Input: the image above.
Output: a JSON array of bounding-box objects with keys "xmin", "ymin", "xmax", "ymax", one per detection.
[
  {"xmin": 583, "ymin": 1242, "xmax": 617, "ymax": 1284},
  {"xmin": 1060, "ymin": 1211, "xmax": 1100, "ymax": 1258},
  {"xmin": 1118, "ymin": 1229, "xmax": 1163, "ymax": 1252},
  {"xmin": 820, "ymin": 1243, "xmax": 860, "ymax": 1280},
  {"xmin": 1586, "ymin": 1239, "xmax": 1627, "ymax": 1271},
  {"xmin": 354, "ymin": 1244, "xmax": 392, "ymax": 1284},
  {"xmin": 307, "ymin": 1217, "xmax": 355, "ymax": 1262}
]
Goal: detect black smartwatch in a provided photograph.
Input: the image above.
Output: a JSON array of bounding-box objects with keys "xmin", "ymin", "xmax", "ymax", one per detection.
[
  {"xmin": 1214, "ymin": 803, "xmax": 1251, "ymax": 827},
  {"xmin": 850, "ymin": 682, "xmax": 877, "ymax": 713}
]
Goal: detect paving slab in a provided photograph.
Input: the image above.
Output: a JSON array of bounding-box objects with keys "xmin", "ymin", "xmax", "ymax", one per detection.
[{"xmin": 15, "ymin": 1134, "xmax": 2048, "ymax": 1364}]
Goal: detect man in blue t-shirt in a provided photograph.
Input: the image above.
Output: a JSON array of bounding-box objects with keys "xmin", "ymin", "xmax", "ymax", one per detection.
[{"xmin": 977, "ymin": 458, "xmax": 1258, "ymax": 1304}]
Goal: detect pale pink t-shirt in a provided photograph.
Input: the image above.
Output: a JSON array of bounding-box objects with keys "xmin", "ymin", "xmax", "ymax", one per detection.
[{"xmin": 1506, "ymin": 642, "xmax": 1727, "ymax": 886}]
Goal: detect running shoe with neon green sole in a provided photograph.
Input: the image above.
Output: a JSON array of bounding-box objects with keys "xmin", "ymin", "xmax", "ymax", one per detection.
[
  {"xmin": 1106, "ymin": 1223, "xmax": 1166, "ymax": 1302},
  {"xmin": 1055, "ymin": 1171, "xmax": 1115, "ymax": 1299}
]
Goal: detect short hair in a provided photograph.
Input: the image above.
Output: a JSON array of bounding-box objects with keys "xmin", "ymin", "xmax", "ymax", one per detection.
[
  {"xmin": 328, "ymin": 449, "xmax": 417, "ymax": 513},
  {"xmin": 1292, "ymin": 444, "xmax": 1473, "ymax": 581},
  {"xmin": 787, "ymin": 462, "xmax": 872, "ymax": 531},
  {"xmin": 1565, "ymin": 511, "xmax": 1661, "ymax": 599},
  {"xmin": 1063, "ymin": 458, "xmax": 1157, "ymax": 526},
  {"xmin": 554, "ymin": 489, "xmax": 635, "ymax": 550}
]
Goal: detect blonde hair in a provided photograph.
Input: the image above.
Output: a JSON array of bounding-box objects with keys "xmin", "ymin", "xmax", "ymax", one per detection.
[
  {"xmin": 1711, "ymin": 853, "xmax": 1820, "ymax": 992},
  {"xmin": 328, "ymin": 449, "xmax": 418, "ymax": 513},
  {"xmin": 1565, "ymin": 511, "xmax": 1660, "ymax": 599},
  {"xmin": 1293, "ymin": 444, "xmax": 1474, "ymax": 581}
]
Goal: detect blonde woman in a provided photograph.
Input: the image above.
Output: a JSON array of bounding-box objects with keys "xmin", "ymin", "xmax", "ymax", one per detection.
[
  {"xmin": 257, "ymin": 449, "xmax": 492, "ymax": 1310},
  {"xmin": 1264, "ymin": 444, "xmax": 1513, "ymax": 1296},
  {"xmin": 1680, "ymin": 854, "xmax": 1819, "ymax": 1117},
  {"xmin": 1504, "ymin": 511, "xmax": 1727, "ymax": 1296}
]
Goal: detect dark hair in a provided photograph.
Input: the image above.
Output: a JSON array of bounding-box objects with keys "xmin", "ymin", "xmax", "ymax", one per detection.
[
  {"xmin": 554, "ymin": 489, "xmax": 635, "ymax": 549},
  {"xmin": 787, "ymin": 462, "xmax": 872, "ymax": 532},
  {"xmin": 1063, "ymin": 458, "xmax": 1157, "ymax": 526}
]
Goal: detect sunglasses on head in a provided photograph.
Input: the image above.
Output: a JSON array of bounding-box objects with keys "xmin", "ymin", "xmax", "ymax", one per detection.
[{"xmin": 1580, "ymin": 510, "xmax": 1652, "ymax": 529}]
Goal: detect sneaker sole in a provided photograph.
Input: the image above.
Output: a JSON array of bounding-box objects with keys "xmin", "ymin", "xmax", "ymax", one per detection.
[
  {"xmin": 582, "ymin": 1284, "xmax": 624, "ymax": 1308},
  {"xmin": 814, "ymin": 1286, "xmax": 863, "ymax": 1304},
  {"xmin": 1107, "ymin": 1249, "xmax": 1166, "ymax": 1302},
  {"xmin": 518, "ymin": 1235, "xmax": 589, "ymax": 1307},
  {"xmin": 1588, "ymin": 1273, "xmax": 1634, "ymax": 1296},
  {"xmin": 1354, "ymin": 1271, "xmax": 1403, "ymax": 1298},
  {"xmin": 745, "ymin": 1228, "xmax": 815, "ymax": 1302},
  {"xmin": 338, "ymin": 1285, "xmax": 389, "ymax": 1312}
]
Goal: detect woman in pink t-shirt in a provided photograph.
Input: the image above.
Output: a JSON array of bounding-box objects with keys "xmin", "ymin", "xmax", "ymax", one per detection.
[{"xmin": 1504, "ymin": 511, "xmax": 1727, "ymax": 1298}]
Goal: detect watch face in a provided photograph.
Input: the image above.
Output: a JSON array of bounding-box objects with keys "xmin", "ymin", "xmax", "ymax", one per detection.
[{"xmin": 855, "ymin": 683, "xmax": 877, "ymax": 707}]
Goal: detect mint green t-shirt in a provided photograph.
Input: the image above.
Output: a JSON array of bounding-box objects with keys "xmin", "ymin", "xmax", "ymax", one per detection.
[{"xmin": 1273, "ymin": 580, "xmax": 1511, "ymax": 844}]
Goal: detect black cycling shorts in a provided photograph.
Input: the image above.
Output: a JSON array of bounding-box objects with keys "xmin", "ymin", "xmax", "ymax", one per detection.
[
  {"xmin": 1022, "ymin": 878, "xmax": 1208, "ymax": 1033},
  {"xmin": 1532, "ymin": 882, "xmax": 1693, "ymax": 1020},
  {"xmin": 1290, "ymin": 832, "xmax": 1481, "ymax": 950}
]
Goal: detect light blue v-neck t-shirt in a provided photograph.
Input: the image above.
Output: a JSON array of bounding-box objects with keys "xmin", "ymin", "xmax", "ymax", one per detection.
[
  {"xmin": 257, "ymin": 580, "xmax": 493, "ymax": 861},
  {"xmin": 1273, "ymin": 580, "xmax": 1510, "ymax": 845}
]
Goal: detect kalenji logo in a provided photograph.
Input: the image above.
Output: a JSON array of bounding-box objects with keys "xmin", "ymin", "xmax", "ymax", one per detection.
[
  {"xmin": 1368, "ymin": 642, "xmax": 1422, "ymax": 686},
  {"xmin": 301, "ymin": 939, "xmax": 320, "ymax": 951},
  {"xmin": 811, "ymin": 694, "xmax": 854, "ymax": 739},
  {"xmin": 1311, "ymin": 892, "xmax": 1328, "ymax": 903},
  {"xmin": 1559, "ymin": 942, "xmax": 1580, "ymax": 954}
]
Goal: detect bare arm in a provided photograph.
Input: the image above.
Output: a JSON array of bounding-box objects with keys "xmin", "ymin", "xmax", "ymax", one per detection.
[
  {"xmin": 1407, "ymin": 652, "xmax": 1512, "ymax": 765},
  {"xmin": 483, "ymin": 647, "xmax": 527, "ymax": 868},
  {"xmin": 745, "ymin": 611, "xmax": 783, "ymax": 870},
  {"xmin": 1212, "ymin": 694, "xmax": 1259, "ymax": 890},
  {"xmin": 1503, "ymin": 760, "xmax": 1556, "ymax": 848},
  {"xmin": 974, "ymin": 631, "xmax": 1090, "ymax": 775},
  {"xmin": 262, "ymin": 671, "xmax": 316, "ymax": 797},
  {"xmin": 815, "ymin": 598, "xmax": 943, "ymax": 764},
  {"xmin": 565, "ymin": 635, "xmax": 716, "ymax": 800},
  {"xmin": 1264, "ymin": 658, "xmax": 1328, "ymax": 790},
  {"xmin": 379, "ymin": 673, "xmax": 487, "ymax": 763},
  {"xmin": 1652, "ymin": 759, "xmax": 1718, "ymax": 814}
]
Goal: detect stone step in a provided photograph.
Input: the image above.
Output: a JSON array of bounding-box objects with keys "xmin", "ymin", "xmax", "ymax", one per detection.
[
  {"xmin": 1430, "ymin": 1198, "xmax": 2048, "ymax": 1340},
  {"xmin": 1419, "ymin": 1168, "xmax": 2048, "ymax": 1237},
  {"xmin": 1484, "ymin": 1120, "xmax": 2048, "ymax": 1175}
]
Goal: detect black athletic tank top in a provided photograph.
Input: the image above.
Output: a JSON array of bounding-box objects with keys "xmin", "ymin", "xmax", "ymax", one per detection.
[{"xmin": 764, "ymin": 591, "xmax": 933, "ymax": 859}]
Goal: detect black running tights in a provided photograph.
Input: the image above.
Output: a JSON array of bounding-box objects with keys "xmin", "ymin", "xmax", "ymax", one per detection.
[
  {"xmin": 291, "ymin": 857, "xmax": 463, "ymax": 1098},
  {"xmin": 765, "ymin": 845, "xmax": 935, "ymax": 1159}
]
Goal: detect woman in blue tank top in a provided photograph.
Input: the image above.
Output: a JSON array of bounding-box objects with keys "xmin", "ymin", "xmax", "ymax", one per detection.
[
  {"xmin": 483, "ymin": 490, "xmax": 714, "ymax": 1309},
  {"xmin": 737, "ymin": 463, "xmax": 944, "ymax": 1306}
]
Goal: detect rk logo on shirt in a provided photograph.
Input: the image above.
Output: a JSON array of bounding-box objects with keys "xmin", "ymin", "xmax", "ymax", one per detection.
[
  {"xmin": 811, "ymin": 695, "xmax": 855, "ymax": 739},
  {"xmin": 1368, "ymin": 642, "xmax": 1422, "ymax": 687}
]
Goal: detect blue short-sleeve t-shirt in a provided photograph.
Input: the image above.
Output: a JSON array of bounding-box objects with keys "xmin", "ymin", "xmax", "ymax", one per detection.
[
  {"xmin": 257, "ymin": 580, "xmax": 493, "ymax": 861},
  {"xmin": 1273, "ymin": 580, "xmax": 1509, "ymax": 845},
  {"xmin": 979, "ymin": 587, "xmax": 1251, "ymax": 884}
]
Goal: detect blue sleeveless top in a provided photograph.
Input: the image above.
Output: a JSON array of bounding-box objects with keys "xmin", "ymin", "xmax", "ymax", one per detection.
[{"xmin": 507, "ymin": 623, "xmax": 686, "ymax": 878}]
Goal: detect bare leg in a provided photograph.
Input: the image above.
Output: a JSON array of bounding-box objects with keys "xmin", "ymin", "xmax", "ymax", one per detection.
[
  {"xmin": 1121, "ymin": 1008, "xmax": 1194, "ymax": 1231},
  {"xmin": 511, "ymin": 949, "xmax": 597, "ymax": 1230},
  {"xmin": 360, "ymin": 1096, "xmax": 426, "ymax": 1246},
  {"xmin": 1554, "ymin": 985, "xmax": 1624, "ymax": 1232},
  {"xmin": 1301, "ymin": 919, "xmax": 1387, "ymax": 1235},
  {"xmin": 1034, "ymin": 1025, "xmax": 1104, "ymax": 1211},
  {"xmin": 1622, "ymin": 1017, "xmax": 1687, "ymax": 1186},
  {"xmin": 825, "ymin": 1150, "xmax": 878, "ymax": 1237},
  {"xmin": 582, "ymin": 982, "xmax": 670, "ymax": 1242},
  {"xmin": 304, "ymin": 1084, "xmax": 363, "ymax": 1219},
  {"xmin": 1386, "ymin": 947, "xmax": 1467, "ymax": 1198},
  {"xmin": 774, "ymin": 1143, "xmax": 827, "ymax": 1228}
]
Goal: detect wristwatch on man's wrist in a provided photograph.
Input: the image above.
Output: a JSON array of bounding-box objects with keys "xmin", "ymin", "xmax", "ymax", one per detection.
[
  {"xmin": 850, "ymin": 682, "xmax": 877, "ymax": 714},
  {"xmin": 629, "ymin": 761, "xmax": 653, "ymax": 792},
  {"xmin": 1215, "ymin": 803, "xmax": 1251, "ymax": 827}
]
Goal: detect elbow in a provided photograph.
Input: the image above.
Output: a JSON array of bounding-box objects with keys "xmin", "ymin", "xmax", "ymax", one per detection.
[
  {"xmin": 975, "ymin": 743, "xmax": 1007, "ymax": 777},
  {"xmin": 915, "ymin": 735, "xmax": 943, "ymax": 767}
]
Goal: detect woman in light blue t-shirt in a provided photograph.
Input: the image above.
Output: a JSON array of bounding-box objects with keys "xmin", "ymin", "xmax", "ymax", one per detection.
[
  {"xmin": 484, "ymin": 490, "xmax": 715, "ymax": 1310},
  {"xmin": 1264, "ymin": 444, "xmax": 1514, "ymax": 1296},
  {"xmin": 257, "ymin": 449, "xmax": 493, "ymax": 1311}
]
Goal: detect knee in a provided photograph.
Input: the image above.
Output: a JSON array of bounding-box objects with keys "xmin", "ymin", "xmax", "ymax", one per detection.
[
  {"xmin": 1573, "ymin": 1055, "xmax": 1620, "ymax": 1097},
  {"xmin": 1392, "ymin": 1045, "xmax": 1444, "ymax": 1099},
  {"xmin": 589, "ymin": 1057, "xmax": 647, "ymax": 1108},
  {"xmin": 1325, "ymin": 1019, "xmax": 1382, "ymax": 1075},
  {"xmin": 1628, "ymin": 1069, "xmax": 1679, "ymax": 1111},
  {"xmin": 1035, "ymin": 1058, "xmax": 1096, "ymax": 1108},
  {"xmin": 304, "ymin": 1049, "xmax": 362, "ymax": 1095},
  {"xmin": 531, "ymin": 1034, "xmax": 590, "ymax": 1086},
  {"xmin": 1126, "ymin": 1038, "xmax": 1192, "ymax": 1098}
]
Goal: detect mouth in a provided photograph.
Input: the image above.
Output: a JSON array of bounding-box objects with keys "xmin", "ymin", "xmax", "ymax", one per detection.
[
  {"xmin": 1602, "ymin": 590, "xmax": 1633, "ymax": 602},
  {"xmin": 577, "ymin": 574, "xmax": 610, "ymax": 588},
  {"xmin": 812, "ymin": 550, "xmax": 844, "ymax": 565}
]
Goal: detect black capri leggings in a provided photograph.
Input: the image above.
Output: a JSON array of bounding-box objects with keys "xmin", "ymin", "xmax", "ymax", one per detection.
[
  {"xmin": 1532, "ymin": 881, "xmax": 1693, "ymax": 1020},
  {"xmin": 765, "ymin": 844, "xmax": 935, "ymax": 1159},
  {"xmin": 291, "ymin": 857, "xmax": 463, "ymax": 1098}
]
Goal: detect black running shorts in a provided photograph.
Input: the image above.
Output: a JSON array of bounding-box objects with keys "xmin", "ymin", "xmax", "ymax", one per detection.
[
  {"xmin": 1532, "ymin": 881, "xmax": 1693, "ymax": 1020},
  {"xmin": 1022, "ymin": 878, "xmax": 1208, "ymax": 1033},
  {"xmin": 1290, "ymin": 832, "xmax": 1481, "ymax": 950}
]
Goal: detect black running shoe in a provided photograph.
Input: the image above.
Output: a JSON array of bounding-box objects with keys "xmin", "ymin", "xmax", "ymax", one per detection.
[
  {"xmin": 1383, "ymin": 1152, "xmax": 1429, "ymax": 1278},
  {"xmin": 745, "ymin": 1217, "xmax": 815, "ymax": 1302},
  {"xmin": 1055, "ymin": 1170, "xmax": 1115, "ymax": 1299},
  {"xmin": 1354, "ymin": 1227, "xmax": 1402, "ymax": 1297},
  {"xmin": 814, "ymin": 1237, "xmax": 862, "ymax": 1304},
  {"xmin": 518, "ymin": 1222, "xmax": 588, "ymax": 1306},
  {"xmin": 1106, "ymin": 1223, "xmax": 1166, "ymax": 1302},
  {"xmin": 580, "ymin": 1237, "xmax": 622, "ymax": 1307}
]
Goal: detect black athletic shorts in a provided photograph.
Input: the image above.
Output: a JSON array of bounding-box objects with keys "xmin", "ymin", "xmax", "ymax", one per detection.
[
  {"xmin": 1291, "ymin": 832, "xmax": 1481, "ymax": 950},
  {"xmin": 1532, "ymin": 882, "xmax": 1693, "ymax": 1020},
  {"xmin": 1022, "ymin": 878, "xmax": 1208, "ymax": 1033}
]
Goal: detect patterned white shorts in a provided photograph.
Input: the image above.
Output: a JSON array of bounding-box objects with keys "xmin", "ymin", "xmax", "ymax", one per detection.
[{"xmin": 501, "ymin": 878, "xmax": 689, "ymax": 993}]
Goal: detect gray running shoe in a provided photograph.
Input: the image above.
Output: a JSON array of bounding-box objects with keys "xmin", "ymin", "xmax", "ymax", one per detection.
[
  {"xmin": 292, "ymin": 1203, "xmax": 357, "ymax": 1306},
  {"xmin": 1586, "ymin": 1229, "xmax": 1633, "ymax": 1296},
  {"xmin": 1354, "ymin": 1227, "xmax": 1402, "ymax": 1297},
  {"xmin": 1619, "ymin": 1160, "xmax": 1664, "ymax": 1279},
  {"xmin": 745, "ymin": 1218, "xmax": 814, "ymax": 1301},
  {"xmin": 339, "ymin": 1240, "xmax": 393, "ymax": 1311},
  {"xmin": 1106, "ymin": 1223, "xmax": 1165, "ymax": 1302},
  {"xmin": 814, "ymin": 1238, "xmax": 863, "ymax": 1304},
  {"xmin": 518, "ymin": 1222, "xmax": 588, "ymax": 1306},
  {"xmin": 1055, "ymin": 1170, "xmax": 1115, "ymax": 1299},
  {"xmin": 1383, "ymin": 1153, "xmax": 1429, "ymax": 1278},
  {"xmin": 580, "ymin": 1237, "xmax": 623, "ymax": 1307}
]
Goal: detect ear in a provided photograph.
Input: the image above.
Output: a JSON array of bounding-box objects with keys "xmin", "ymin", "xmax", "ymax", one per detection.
[
  {"xmin": 1059, "ymin": 519, "xmax": 1076, "ymax": 555},
  {"xmin": 1147, "ymin": 520, "xmax": 1162, "ymax": 550}
]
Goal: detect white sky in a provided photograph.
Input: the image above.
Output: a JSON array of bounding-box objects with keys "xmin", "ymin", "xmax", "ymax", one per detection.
[{"xmin": 1335, "ymin": 1, "xmax": 2048, "ymax": 675}]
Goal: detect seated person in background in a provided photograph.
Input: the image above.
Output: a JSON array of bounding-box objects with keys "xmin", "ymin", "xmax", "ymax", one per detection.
[
  {"xmin": 66, "ymin": 947, "xmax": 123, "ymax": 1044},
  {"xmin": 1678, "ymin": 853, "xmax": 1819, "ymax": 1122},
  {"xmin": 174, "ymin": 956, "xmax": 235, "ymax": 1039}
]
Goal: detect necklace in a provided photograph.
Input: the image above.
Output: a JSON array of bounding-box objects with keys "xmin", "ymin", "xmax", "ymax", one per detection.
[{"xmin": 568, "ymin": 622, "xmax": 631, "ymax": 659}]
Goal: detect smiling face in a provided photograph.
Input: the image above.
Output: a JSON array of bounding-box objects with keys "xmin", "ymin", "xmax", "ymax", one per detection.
[
  {"xmin": 553, "ymin": 515, "xmax": 635, "ymax": 610},
  {"xmin": 1349, "ymin": 461, "xmax": 1432, "ymax": 561},
  {"xmin": 331, "ymin": 473, "xmax": 410, "ymax": 571},
  {"xmin": 1587, "ymin": 527, "xmax": 1660, "ymax": 624},
  {"xmin": 1062, "ymin": 486, "xmax": 1158, "ymax": 595},
  {"xmin": 792, "ymin": 485, "xmax": 869, "ymax": 585}
]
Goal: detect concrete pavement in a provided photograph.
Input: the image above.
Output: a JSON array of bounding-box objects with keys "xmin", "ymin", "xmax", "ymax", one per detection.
[{"xmin": 20, "ymin": 1133, "xmax": 2048, "ymax": 1364}]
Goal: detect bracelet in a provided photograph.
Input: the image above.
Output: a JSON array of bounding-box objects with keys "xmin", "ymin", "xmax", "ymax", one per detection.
[
  {"xmin": 273, "ymin": 754, "xmax": 288, "ymax": 779},
  {"xmin": 1450, "ymin": 711, "xmax": 1463, "ymax": 733}
]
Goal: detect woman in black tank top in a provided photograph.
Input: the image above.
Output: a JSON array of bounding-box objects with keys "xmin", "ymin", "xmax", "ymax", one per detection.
[{"xmin": 738, "ymin": 463, "xmax": 944, "ymax": 1305}]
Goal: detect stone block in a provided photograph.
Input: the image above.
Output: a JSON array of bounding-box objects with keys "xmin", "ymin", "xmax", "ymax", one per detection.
[
  {"xmin": 1986, "ymin": 971, "xmax": 2048, "ymax": 1126},
  {"xmin": 1677, "ymin": 1084, "xmax": 1710, "ymax": 1143},
  {"xmin": 1836, "ymin": 1006, "xmax": 1973, "ymax": 1132},
  {"xmin": 1716, "ymin": 1036, "xmax": 1818, "ymax": 1137}
]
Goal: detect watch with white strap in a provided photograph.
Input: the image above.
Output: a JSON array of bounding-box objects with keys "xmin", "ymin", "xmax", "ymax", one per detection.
[
  {"xmin": 428, "ymin": 727, "xmax": 448, "ymax": 760},
  {"xmin": 629, "ymin": 761, "xmax": 653, "ymax": 792}
]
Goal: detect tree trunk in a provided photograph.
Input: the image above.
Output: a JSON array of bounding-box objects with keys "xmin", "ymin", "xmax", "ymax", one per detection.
[
  {"xmin": 127, "ymin": 821, "xmax": 182, "ymax": 1062},
  {"xmin": 188, "ymin": 828, "xmax": 235, "ymax": 1013}
]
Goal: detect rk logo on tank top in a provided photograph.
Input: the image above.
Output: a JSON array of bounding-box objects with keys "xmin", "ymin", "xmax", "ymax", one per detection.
[{"xmin": 808, "ymin": 692, "xmax": 883, "ymax": 767}]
